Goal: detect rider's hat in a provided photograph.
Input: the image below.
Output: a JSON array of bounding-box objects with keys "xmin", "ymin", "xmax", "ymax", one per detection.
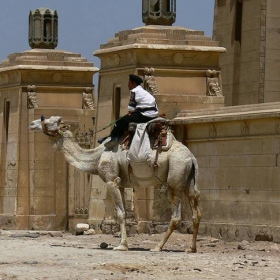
[{"xmin": 129, "ymin": 74, "xmax": 143, "ymax": 85}]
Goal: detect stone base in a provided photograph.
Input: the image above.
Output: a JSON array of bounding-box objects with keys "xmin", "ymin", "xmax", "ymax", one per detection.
[
  {"xmin": 0, "ymin": 215, "xmax": 16, "ymax": 229},
  {"xmin": 100, "ymin": 219, "xmax": 194, "ymax": 236},
  {"xmin": 200, "ymin": 222, "xmax": 280, "ymax": 243},
  {"xmin": 98, "ymin": 219, "xmax": 280, "ymax": 243},
  {"xmin": 0, "ymin": 215, "xmax": 67, "ymax": 231}
]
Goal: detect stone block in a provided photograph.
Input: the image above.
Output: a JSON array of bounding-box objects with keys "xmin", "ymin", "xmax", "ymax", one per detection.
[
  {"xmin": 29, "ymin": 215, "xmax": 55, "ymax": 230},
  {"xmin": 243, "ymin": 167, "xmax": 262, "ymax": 190},
  {"xmin": 17, "ymin": 196, "xmax": 30, "ymax": 215},
  {"xmin": 17, "ymin": 187, "xmax": 29, "ymax": 198},
  {"xmin": 197, "ymin": 142, "xmax": 215, "ymax": 156},
  {"xmin": 250, "ymin": 119, "xmax": 276, "ymax": 135},
  {"xmin": 33, "ymin": 170, "xmax": 52, "ymax": 189},
  {"xmin": 91, "ymin": 187, "xmax": 107, "ymax": 200},
  {"xmin": 227, "ymin": 139, "xmax": 246, "ymax": 155},
  {"xmin": 196, "ymin": 156, "xmax": 210, "ymax": 168},
  {"xmin": 33, "ymin": 187, "xmax": 55, "ymax": 197},
  {"xmin": 199, "ymin": 200, "xmax": 213, "ymax": 222},
  {"xmin": 246, "ymin": 138, "xmax": 263, "ymax": 154},
  {"xmin": 3, "ymin": 196, "xmax": 16, "ymax": 214},
  {"xmin": 34, "ymin": 143, "xmax": 53, "ymax": 162},
  {"xmin": 31, "ymin": 197, "xmax": 54, "ymax": 215},
  {"xmin": 186, "ymin": 123, "xmax": 210, "ymax": 140},
  {"xmin": 249, "ymin": 154, "xmax": 276, "ymax": 167},
  {"xmin": 213, "ymin": 141, "xmax": 228, "ymax": 155},
  {"xmin": 0, "ymin": 215, "xmax": 15, "ymax": 229},
  {"xmin": 15, "ymin": 215, "xmax": 29, "ymax": 229},
  {"xmin": 134, "ymin": 200, "xmax": 147, "ymax": 221},
  {"xmin": 209, "ymin": 156, "xmax": 217, "ymax": 167},
  {"xmin": 198, "ymin": 167, "xmax": 214, "ymax": 189},
  {"xmin": 226, "ymin": 167, "xmax": 242, "ymax": 189},
  {"xmin": 88, "ymin": 198, "xmax": 105, "ymax": 221},
  {"xmin": 135, "ymin": 187, "xmax": 147, "ymax": 200},
  {"xmin": 260, "ymin": 167, "xmax": 280, "ymax": 191},
  {"xmin": 217, "ymin": 155, "xmax": 248, "ymax": 167},
  {"xmin": 6, "ymin": 143, "xmax": 18, "ymax": 163},
  {"xmin": 248, "ymin": 190, "xmax": 280, "ymax": 204},
  {"xmin": 265, "ymin": 90, "xmax": 280, "ymax": 103},
  {"xmin": 7, "ymin": 117, "xmax": 19, "ymax": 134},
  {"xmin": 75, "ymin": 223, "xmax": 89, "ymax": 234},
  {"xmin": 228, "ymin": 201, "xmax": 248, "ymax": 223}
]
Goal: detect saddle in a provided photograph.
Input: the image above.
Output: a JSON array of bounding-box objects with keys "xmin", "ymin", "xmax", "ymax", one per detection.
[
  {"xmin": 123, "ymin": 117, "xmax": 172, "ymax": 177},
  {"xmin": 121, "ymin": 117, "xmax": 172, "ymax": 151}
]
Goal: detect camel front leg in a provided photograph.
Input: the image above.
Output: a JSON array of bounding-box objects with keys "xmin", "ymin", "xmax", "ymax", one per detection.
[
  {"xmin": 151, "ymin": 190, "xmax": 182, "ymax": 252},
  {"xmin": 106, "ymin": 177, "xmax": 128, "ymax": 251}
]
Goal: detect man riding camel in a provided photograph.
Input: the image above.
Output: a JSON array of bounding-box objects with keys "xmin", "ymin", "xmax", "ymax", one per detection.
[{"xmin": 98, "ymin": 74, "xmax": 159, "ymax": 148}]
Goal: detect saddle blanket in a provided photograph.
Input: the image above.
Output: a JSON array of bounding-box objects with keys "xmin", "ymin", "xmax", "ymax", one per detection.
[
  {"xmin": 126, "ymin": 122, "xmax": 151, "ymax": 163},
  {"xmin": 126, "ymin": 117, "xmax": 169, "ymax": 164}
]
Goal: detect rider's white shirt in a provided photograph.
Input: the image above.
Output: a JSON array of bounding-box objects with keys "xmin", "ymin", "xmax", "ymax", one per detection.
[{"xmin": 127, "ymin": 85, "xmax": 158, "ymax": 118}]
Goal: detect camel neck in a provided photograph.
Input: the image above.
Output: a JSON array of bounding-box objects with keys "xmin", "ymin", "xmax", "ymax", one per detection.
[{"xmin": 55, "ymin": 135, "xmax": 103, "ymax": 174}]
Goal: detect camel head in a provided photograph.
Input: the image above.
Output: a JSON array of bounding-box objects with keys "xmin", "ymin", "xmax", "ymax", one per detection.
[{"xmin": 29, "ymin": 116, "xmax": 63, "ymax": 137}]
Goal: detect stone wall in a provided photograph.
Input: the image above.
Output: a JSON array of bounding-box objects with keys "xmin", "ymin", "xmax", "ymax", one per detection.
[{"xmin": 172, "ymin": 102, "xmax": 280, "ymax": 242}]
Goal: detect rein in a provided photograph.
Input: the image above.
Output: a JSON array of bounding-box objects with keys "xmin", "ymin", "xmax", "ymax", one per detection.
[{"xmin": 41, "ymin": 119, "xmax": 114, "ymax": 139}]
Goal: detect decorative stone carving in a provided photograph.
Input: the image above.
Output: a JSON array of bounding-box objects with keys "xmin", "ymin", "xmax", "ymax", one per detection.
[
  {"xmin": 27, "ymin": 85, "xmax": 39, "ymax": 109},
  {"xmin": 0, "ymin": 71, "xmax": 20, "ymax": 85},
  {"xmin": 143, "ymin": 67, "xmax": 159, "ymax": 95},
  {"xmin": 206, "ymin": 70, "xmax": 223, "ymax": 96},
  {"xmin": 0, "ymin": 74, "xmax": 9, "ymax": 85},
  {"xmin": 52, "ymin": 72, "xmax": 62, "ymax": 82},
  {"xmin": 241, "ymin": 121, "xmax": 250, "ymax": 136},
  {"xmin": 82, "ymin": 87, "xmax": 95, "ymax": 110},
  {"xmin": 209, "ymin": 123, "xmax": 217, "ymax": 138},
  {"xmin": 29, "ymin": 8, "xmax": 58, "ymax": 49},
  {"xmin": 142, "ymin": 0, "xmax": 176, "ymax": 26},
  {"xmin": 173, "ymin": 53, "xmax": 184, "ymax": 64}
]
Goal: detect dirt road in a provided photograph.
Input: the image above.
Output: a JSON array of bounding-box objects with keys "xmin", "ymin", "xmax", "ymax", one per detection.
[{"xmin": 0, "ymin": 230, "xmax": 279, "ymax": 279}]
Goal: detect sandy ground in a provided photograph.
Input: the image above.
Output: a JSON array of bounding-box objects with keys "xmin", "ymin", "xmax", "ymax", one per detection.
[{"xmin": 0, "ymin": 230, "xmax": 280, "ymax": 280}]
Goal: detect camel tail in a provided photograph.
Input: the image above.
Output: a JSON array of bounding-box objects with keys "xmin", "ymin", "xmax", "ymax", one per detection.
[{"xmin": 190, "ymin": 154, "xmax": 200, "ymax": 200}]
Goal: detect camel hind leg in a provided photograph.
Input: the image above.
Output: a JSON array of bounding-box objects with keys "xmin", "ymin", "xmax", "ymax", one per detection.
[
  {"xmin": 151, "ymin": 189, "xmax": 182, "ymax": 252},
  {"xmin": 186, "ymin": 189, "xmax": 202, "ymax": 253}
]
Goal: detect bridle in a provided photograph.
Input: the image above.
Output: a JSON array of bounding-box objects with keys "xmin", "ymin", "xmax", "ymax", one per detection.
[{"xmin": 40, "ymin": 116, "xmax": 68, "ymax": 138}]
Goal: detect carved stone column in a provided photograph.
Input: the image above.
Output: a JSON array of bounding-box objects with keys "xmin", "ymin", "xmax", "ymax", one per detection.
[
  {"xmin": 29, "ymin": 7, "xmax": 58, "ymax": 49},
  {"xmin": 142, "ymin": 0, "xmax": 176, "ymax": 26}
]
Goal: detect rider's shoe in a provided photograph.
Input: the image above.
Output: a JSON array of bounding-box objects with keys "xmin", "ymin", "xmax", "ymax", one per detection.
[
  {"xmin": 98, "ymin": 136, "xmax": 108, "ymax": 144},
  {"xmin": 104, "ymin": 137, "xmax": 119, "ymax": 148}
]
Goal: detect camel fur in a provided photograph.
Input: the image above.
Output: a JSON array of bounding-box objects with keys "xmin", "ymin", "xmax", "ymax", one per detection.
[{"xmin": 29, "ymin": 116, "xmax": 202, "ymax": 252}]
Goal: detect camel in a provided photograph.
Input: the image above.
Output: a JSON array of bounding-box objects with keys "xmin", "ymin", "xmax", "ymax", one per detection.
[{"xmin": 29, "ymin": 115, "xmax": 202, "ymax": 252}]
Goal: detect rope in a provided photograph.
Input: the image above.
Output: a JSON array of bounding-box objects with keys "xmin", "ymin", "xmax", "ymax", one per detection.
[
  {"xmin": 93, "ymin": 114, "xmax": 127, "ymax": 135},
  {"xmin": 93, "ymin": 121, "xmax": 115, "ymax": 135}
]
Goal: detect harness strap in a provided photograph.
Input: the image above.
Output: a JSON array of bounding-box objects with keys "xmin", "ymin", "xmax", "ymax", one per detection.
[
  {"xmin": 41, "ymin": 120, "xmax": 64, "ymax": 138},
  {"xmin": 136, "ymin": 107, "xmax": 157, "ymax": 112},
  {"xmin": 153, "ymin": 133, "xmax": 162, "ymax": 173}
]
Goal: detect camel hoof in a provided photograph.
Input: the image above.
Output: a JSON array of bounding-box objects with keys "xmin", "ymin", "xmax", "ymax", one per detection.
[
  {"xmin": 113, "ymin": 244, "xmax": 128, "ymax": 251},
  {"xmin": 150, "ymin": 246, "xmax": 161, "ymax": 252},
  {"xmin": 186, "ymin": 247, "xmax": 197, "ymax": 253}
]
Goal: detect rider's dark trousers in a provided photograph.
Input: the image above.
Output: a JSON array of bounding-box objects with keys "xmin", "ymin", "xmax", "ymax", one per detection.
[{"xmin": 110, "ymin": 111, "xmax": 155, "ymax": 138}]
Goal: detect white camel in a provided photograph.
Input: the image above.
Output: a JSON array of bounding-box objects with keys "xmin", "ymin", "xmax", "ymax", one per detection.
[{"xmin": 29, "ymin": 116, "xmax": 202, "ymax": 252}]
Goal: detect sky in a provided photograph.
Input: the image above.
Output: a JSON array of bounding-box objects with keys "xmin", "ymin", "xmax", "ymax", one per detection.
[{"xmin": 0, "ymin": 0, "xmax": 215, "ymax": 85}]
